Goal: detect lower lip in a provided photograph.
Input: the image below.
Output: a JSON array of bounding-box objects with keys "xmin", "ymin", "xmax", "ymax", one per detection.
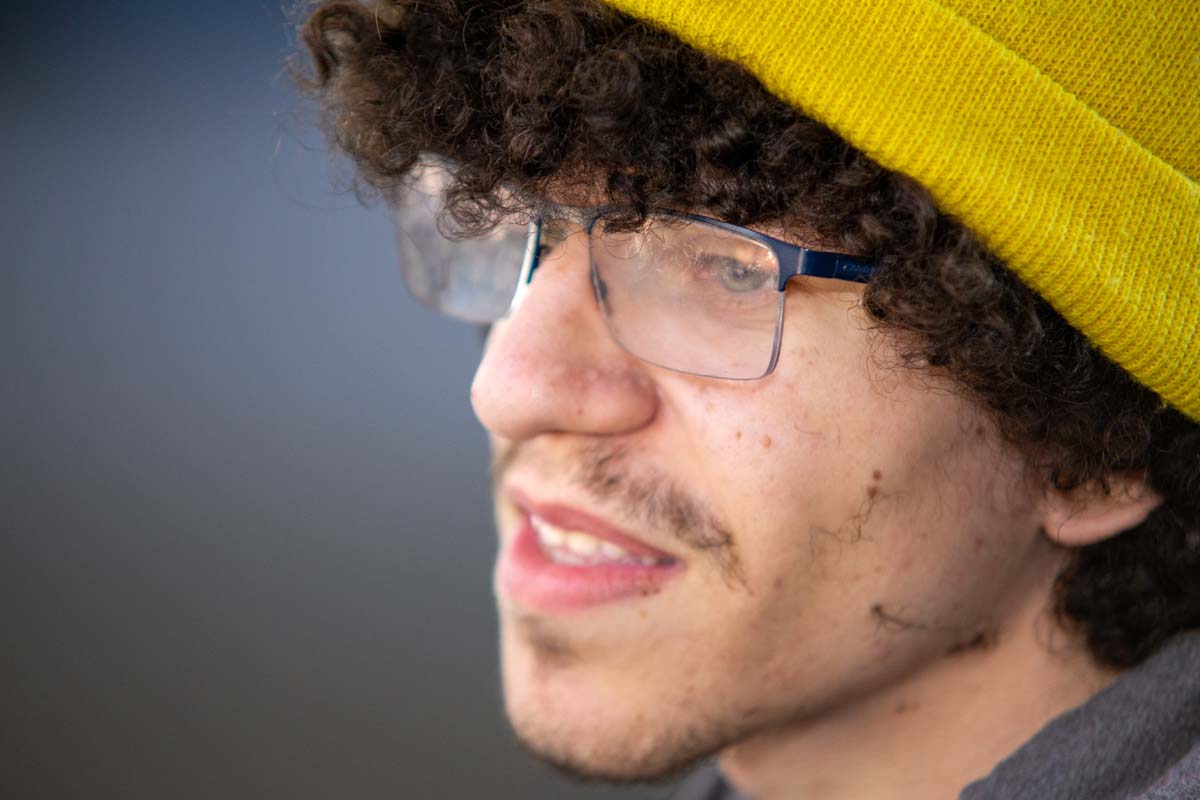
[{"xmin": 496, "ymin": 516, "xmax": 683, "ymax": 613}]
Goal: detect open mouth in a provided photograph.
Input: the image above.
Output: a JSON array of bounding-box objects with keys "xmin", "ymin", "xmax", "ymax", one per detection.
[
  {"xmin": 495, "ymin": 490, "xmax": 684, "ymax": 613},
  {"xmin": 529, "ymin": 513, "xmax": 675, "ymax": 567}
]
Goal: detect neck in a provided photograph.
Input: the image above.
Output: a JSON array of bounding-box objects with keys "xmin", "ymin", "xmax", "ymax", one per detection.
[{"xmin": 718, "ymin": 595, "xmax": 1118, "ymax": 800}]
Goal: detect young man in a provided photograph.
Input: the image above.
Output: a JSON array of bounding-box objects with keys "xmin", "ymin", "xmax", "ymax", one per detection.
[{"xmin": 299, "ymin": 1, "xmax": 1200, "ymax": 797}]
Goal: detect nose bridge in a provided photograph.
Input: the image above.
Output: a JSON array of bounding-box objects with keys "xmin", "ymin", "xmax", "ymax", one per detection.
[
  {"xmin": 470, "ymin": 228, "xmax": 659, "ymax": 441},
  {"xmin": 510, "ymin": 218, "xmax": 589, "ymax": 317},
  {"xmin": 512, "ymin": 221, "xmax": 600, "ymax": 329}
]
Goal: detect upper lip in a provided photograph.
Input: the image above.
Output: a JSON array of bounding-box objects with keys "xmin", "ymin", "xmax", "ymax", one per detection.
[{"xmin": 508, "ymin": 486, "xmax": 680, "ymax": 562}]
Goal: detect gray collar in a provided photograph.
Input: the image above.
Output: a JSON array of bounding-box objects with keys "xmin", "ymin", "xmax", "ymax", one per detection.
[{"xmin": 962, "ymin": 632, "xmax": 1200, "ymax": 800}]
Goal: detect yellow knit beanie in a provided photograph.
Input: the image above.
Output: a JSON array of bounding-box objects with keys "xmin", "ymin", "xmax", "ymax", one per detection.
[{"xmin": 604, "ymin": 0, "xmax": 1200, "ymax": 421}]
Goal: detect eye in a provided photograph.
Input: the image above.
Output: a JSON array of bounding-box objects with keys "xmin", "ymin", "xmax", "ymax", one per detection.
[{"xmin": 696, "ymin": 254, "xmax": 772, "ymax": 292}]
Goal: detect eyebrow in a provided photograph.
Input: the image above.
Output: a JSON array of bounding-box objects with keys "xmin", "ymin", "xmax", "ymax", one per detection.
[{"xmin": 525, "ymin": 192, "xmax": 838, "ymax": 253}]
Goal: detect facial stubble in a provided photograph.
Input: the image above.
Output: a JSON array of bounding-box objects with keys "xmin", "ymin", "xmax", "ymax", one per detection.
[{"xmin": 491, "ymin": 439, "xmax": 767, "ymax": 784}]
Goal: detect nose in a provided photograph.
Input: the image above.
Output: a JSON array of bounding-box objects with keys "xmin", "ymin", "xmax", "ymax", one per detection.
[{"xmin": 470, "ymin": 233, "xmax": 659, "ymax": 441}]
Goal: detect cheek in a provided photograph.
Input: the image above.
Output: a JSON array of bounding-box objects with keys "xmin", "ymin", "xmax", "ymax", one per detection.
[
  {"xmin": 840, "ymin": 439, "xmax": 1045, "ymax": 644},
  {"xmin": 674, "ymin": 374, "xmax": 850, "ymax": 474},
  {"xmin": 655, "ymin": 381, "xmax": 882, "ymax": 597}
]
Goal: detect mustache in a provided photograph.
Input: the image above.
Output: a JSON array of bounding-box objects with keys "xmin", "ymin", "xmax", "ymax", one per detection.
[{"xmin": 491, "ymin": 440, "xmax": 745, "ymax": 586}]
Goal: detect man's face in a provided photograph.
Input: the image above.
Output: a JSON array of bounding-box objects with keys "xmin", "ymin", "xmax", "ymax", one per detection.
[{"xmin": 471, "ymin": 225, "xmax": 1057, "ymax": 781}]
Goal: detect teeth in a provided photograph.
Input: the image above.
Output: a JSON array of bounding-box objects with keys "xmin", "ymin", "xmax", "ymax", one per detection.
[
  {"xmin": 530, "ymin": 514, "xmax": 658, "ymax": 566},
  {"xmin": 600, "ymin": 541, "xmax": 629, "ymax": 560},
  {"xmin": 564, "ymin": 532, "xmax": 599, "ymax": 556},
  {"xmin": 530, "ymin": 516, "xmax": 564, "ymax": 547},
  {"xmin": 550, "ymin": 550, "xmax": 589, "ymax": 566}
]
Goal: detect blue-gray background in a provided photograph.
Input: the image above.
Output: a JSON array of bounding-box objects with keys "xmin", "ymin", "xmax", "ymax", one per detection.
[{"xmin": 3, "ymin": 3, "xmax": 675, "ymax": 797}]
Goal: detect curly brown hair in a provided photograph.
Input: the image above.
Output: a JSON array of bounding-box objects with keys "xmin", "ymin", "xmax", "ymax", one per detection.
[{"xmin": 297, "ymin": 0, "xmax": 1200, "ymax": 669}]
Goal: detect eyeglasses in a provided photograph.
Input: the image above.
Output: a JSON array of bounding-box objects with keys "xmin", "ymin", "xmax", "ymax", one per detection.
[{"xmin": 390, "ymin": 168, "xmax": 877, "ymax": 380}]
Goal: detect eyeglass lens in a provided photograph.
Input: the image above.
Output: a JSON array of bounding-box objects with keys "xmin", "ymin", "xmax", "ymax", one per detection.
[
  {"xmin": 390, "ymin": 163, "xmax": 530, "ymax": 324},
  {"xmin": 590, "ymin": 216, "xmax": 784, "ymax": 379}
]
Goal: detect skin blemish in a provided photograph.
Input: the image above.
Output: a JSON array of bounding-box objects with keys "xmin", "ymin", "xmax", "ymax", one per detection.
[
  {"xmin": 736, "ymin": 430, "xmax": 743, "ymax": 441},
  {"xmin": 865, "ymin": 469, "xmax": 885, "ymax": 501},
  {"xmin": 761, "ymin": 434, "xmax": 773, "ymax": 449},
  {"xmin": 870, "ymin": 603, "xmax": 932, "ymax": 633},
  {"xmin": 945, "ymin": 629, "xmax": 999, "ymax": 657},
  {"xmin": 773, "ymin": 576, "xmax": 784, "ymax": 590},
  {"xmin": 894, "ymin": 699, "xmax": 919, "ymax": 715}
]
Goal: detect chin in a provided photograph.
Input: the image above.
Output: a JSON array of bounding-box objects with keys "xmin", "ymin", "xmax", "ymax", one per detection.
[
  {"xmin": 498, "ymin": 619, "xmax": 744, "ymax": 786},
  {"xmin": 508, "ymin": 723, "xmax": 717, "ymax": 787},
  {"xmin": 502, "ymin": 684, "xmax": 723, "ymax": 786}
]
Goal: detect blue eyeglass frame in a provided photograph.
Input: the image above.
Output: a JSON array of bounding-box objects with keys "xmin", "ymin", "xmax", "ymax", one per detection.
[{"xmin": 515, "ymin": 207, "xmax": 877, "ymax": 299}]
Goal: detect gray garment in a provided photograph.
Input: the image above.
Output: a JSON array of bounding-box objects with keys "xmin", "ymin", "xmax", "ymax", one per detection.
[
  {"xmin": 670, "ymin": 763, "xmax": 747, "ymax": 800},
  {"xmin": 672, "ymin": 631, "xmax": 1200, "ymax": 799}
]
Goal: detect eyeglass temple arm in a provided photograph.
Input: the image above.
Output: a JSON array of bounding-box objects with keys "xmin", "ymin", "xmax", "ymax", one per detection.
[
  {"xmin": 784, "ymin": 249, "xmax": 877, "ymax": 286},
  {"xmin": 507, "ymin": 219, "xmax": 544, "ymax": 315}
]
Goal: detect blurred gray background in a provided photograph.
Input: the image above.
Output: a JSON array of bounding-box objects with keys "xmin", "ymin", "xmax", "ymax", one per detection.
[{"xmin": 2, "ymin": 2, "xmax": 676, "ymax": 797}]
